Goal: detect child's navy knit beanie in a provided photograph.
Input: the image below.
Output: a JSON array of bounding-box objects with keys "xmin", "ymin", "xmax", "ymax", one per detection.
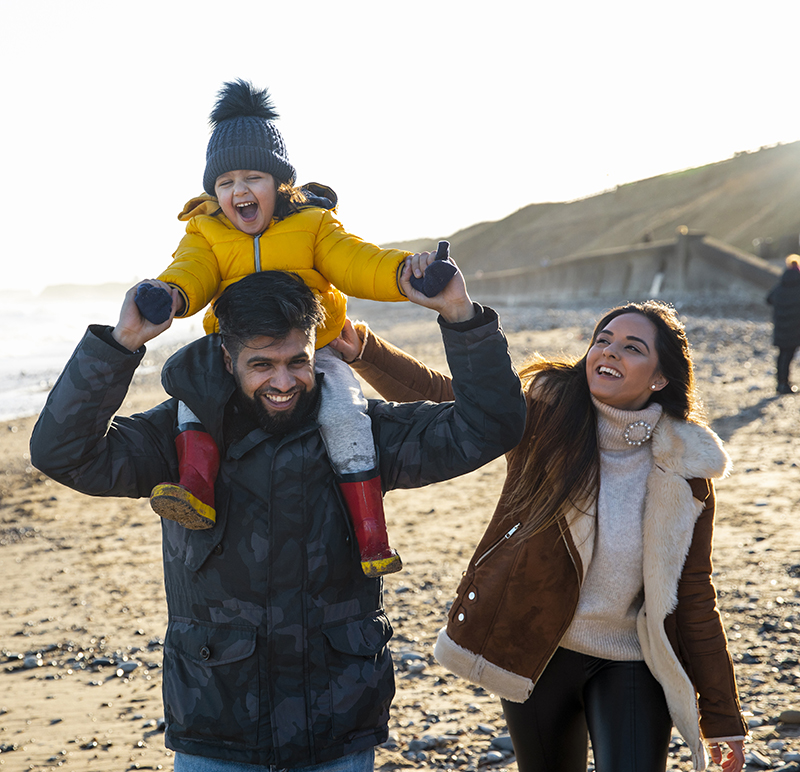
[{"xmin": 203, "ymin": 79, "xmax": 296, "ymax": 195}]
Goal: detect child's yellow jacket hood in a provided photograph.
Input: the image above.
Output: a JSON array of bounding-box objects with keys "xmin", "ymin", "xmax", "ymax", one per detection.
[{"xmin": 178, "ymin": 193, "xmax": 222, "ymax": 221}]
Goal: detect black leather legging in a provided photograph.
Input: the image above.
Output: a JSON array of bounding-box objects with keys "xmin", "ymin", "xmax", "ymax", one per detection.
[{"xmin": 501, "ymin": 647, "xmax": 673, "ymax": 772}]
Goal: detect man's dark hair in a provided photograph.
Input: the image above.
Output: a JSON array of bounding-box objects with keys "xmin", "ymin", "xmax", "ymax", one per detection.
[{"xmin": 213, "ymin": 271, "xmax": 325, "ymax": 357}]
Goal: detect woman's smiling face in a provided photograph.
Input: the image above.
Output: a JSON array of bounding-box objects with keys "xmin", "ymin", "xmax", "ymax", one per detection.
[{"xmin": 585, "ymin": 312, "xmax": 667, "ymax": 410}]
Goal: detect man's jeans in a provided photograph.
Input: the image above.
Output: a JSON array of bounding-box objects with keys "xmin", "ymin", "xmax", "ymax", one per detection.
[{"xmin": 174, "ymin": 748, "xmax": 374, "ymax": 772}]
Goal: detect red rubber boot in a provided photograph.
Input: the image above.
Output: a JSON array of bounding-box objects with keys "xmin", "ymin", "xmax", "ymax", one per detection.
[
  {"xmin": 339, "ymin": 473, "xmax": 402, "ymax": 577},
  {"xmin": 149, "ymin": 430, "xmax": 220, "ymax": 530}
]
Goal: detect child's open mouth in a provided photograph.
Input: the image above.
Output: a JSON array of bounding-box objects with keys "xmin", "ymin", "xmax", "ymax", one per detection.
[{"xmin": 235, "ymin": 202, "xmax": 258, "ymax": 222}]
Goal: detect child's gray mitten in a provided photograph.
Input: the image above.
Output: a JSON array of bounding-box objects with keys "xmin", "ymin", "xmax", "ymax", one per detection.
[
  {"xmin": 134, "ymin": 283, "xmax": 173, "ymax": 325},
  {"xmin": 409, "ymin": 241, "xmax": 458, "ymax": 298}
]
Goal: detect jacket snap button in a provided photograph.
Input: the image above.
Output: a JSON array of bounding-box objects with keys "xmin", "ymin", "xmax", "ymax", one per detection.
[
  {"xmin": 199, "ymin": 645, "xmax": 212, "ymax": 661},
  {"xmin": 212, "ymin": 543, "xmax": 223, "ymax": 556},
  {"xmin": 457, "ymin": 612, "xmax": 465, "ymax": 622},
  {"xmin": 467, "ymin": 591, "xmax": 476, "ymax": 601}
]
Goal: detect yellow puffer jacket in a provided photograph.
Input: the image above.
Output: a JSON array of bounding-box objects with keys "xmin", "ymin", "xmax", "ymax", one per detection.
[{"xmin": 159, "ymin": 194, "xmax": 410, "ymax": 349}]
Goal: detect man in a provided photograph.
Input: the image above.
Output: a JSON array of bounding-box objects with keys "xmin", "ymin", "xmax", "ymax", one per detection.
[{"xmin": 29, "ymin": 256, "xmax": 525, "ymax": 771}]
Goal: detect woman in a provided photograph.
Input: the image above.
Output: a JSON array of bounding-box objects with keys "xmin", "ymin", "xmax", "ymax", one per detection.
[{"xmin": 332, "ymin": 298, "xmax": 746, "ymax": 772}]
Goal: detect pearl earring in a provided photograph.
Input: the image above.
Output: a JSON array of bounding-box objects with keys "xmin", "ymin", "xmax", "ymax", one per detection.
[{"xmin": 650, "ymin": 384, "xmax": 657, "ymax": 390}]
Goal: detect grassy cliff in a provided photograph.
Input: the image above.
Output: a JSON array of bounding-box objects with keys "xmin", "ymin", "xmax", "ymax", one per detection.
[{"xmin": 388, "ymin": 142, "xmax": 800, "ymax": 275}]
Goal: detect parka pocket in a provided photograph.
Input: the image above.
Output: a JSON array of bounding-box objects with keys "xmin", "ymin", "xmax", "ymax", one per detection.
[
  {"xmin": 163, "ymin": 617, "xmax": 259, "ymax": 747},
  {"xmin": 321, "ymin": 611, "xmax": 394, "ymax": 740}
]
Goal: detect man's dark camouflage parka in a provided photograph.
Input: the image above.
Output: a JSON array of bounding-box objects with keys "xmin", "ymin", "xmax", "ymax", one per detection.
[{"xmin": 29, "ymin": 307, "xmax": 525, "ymax": 768}]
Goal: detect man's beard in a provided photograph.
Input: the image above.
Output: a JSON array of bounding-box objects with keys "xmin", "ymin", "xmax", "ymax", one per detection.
[{"xmin": 236, "ymin": 382, "xmax": 319, "ymax": 436}]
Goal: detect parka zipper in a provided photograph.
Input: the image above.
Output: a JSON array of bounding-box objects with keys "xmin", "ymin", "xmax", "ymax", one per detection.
[
  {"xmin": 254, "ymin": 233, "xmax": 262, "ymax": 272},
  {"xmin": 474, "ymin": 523, "xmax": 521, "ymax": 567}
]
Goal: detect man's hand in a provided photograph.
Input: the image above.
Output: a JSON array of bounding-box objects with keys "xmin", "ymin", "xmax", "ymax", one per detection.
[
  {"xmin": 400, "ymin": 252, "xmax": 475, "ymax": 324},
  {"xmin": 408, "ymin": 241, "xmax": 457, "ymax": 297},
  {"xmin": 112, "ymin": 280, "xmax": 180, "ymax": 352}
]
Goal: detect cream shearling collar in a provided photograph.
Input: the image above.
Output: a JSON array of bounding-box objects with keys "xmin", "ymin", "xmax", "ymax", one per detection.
[{"xmin": 650, "ymin": 414, "xmax": 731, "ymax": 481}]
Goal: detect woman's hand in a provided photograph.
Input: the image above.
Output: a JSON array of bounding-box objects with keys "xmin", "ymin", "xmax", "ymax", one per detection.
[
  {"xmin": 328, "ymin": 318, "xmax": 364, "ymax": 363},
  {"xmin": 708, "ymin": 739, "xmax": 745, "ymax": 772}
]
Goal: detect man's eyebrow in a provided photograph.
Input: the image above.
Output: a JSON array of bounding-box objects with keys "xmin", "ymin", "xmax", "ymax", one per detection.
[
  {"xmin": 244, "ymin": 352, "xmax": 310, "ymax": 365},
  {"xmin": 244, "ymin": 353, "xmax": 275, "ymax": 365}
]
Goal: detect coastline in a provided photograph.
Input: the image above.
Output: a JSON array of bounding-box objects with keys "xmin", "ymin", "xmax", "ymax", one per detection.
[{"xmin": 0, "ymin": 292, "xmax": 204, "ymax": 422}]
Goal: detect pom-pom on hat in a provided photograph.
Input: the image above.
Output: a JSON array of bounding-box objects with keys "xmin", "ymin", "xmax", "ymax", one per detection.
[{"xmin": 203, "ymin": 79, "xmax": 296, "ymax": 195}]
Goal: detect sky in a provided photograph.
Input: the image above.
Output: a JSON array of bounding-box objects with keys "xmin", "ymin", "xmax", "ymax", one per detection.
[{"xmin": 4, "ymin": 0, "xmax": 800, "ymax": 293}]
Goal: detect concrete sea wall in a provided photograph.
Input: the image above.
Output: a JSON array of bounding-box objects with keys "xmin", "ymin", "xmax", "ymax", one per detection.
[{"xmin": 466, "ymin": 227, "xmax": 782, "ymax": 304}]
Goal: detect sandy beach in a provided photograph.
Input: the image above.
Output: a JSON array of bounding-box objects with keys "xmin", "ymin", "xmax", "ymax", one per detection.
[{"xmin": 2, "ymin": 295, "xmax": 799, "ymax": 771}]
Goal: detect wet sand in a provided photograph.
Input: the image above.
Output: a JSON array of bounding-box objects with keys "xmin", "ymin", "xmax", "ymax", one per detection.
[{"xmin": 1, "ymin": 296, "xmax": 799, "ymax": 771}]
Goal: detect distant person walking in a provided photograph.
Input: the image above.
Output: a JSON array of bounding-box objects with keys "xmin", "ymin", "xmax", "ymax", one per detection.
[{"xmin": 767, "ymin": 254, "xmax": 800, "ymax": 394}]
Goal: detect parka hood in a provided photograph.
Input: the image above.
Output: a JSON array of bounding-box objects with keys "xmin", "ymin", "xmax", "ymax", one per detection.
[{"xmin": 161, "ymin": 334, "xmax": 234, "ymax": 441}]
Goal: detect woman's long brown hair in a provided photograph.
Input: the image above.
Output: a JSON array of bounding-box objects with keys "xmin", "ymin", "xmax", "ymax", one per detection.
[{"xmin": 503, "ymin": 300, "xmax": 703, "ymax": 540}]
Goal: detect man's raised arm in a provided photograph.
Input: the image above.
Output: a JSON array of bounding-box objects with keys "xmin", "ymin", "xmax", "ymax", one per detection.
[
  {"xmin": 29, "ymin": 281, "xmax": 182, "ymax": 496},
  {"xmin": 367, "ymin": 253, "xmax": 526, "ymax": 491}
]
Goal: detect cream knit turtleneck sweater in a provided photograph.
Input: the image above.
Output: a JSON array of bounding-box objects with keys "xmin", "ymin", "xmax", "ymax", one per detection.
[{"xmin": 559, "ymin": 397, "xmax": 663, "ymax": 661}]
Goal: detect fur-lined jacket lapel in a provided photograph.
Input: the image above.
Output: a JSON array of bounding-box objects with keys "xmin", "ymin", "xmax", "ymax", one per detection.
[
  {"xmin": 643, "ymin": 416, "xmax": 731, "ymax": 620},
  {"xmin": 637, "ymin": 416, "xmax": 730, "ymax": 771}
]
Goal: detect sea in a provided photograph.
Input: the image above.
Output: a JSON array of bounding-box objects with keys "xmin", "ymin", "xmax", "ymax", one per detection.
[{"xmin": 0, "ymin": 288, "xmax": 203, "ymax": 423}]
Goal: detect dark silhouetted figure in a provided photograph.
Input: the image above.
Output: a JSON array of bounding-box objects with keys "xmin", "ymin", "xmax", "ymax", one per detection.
[{"xmin": 767, "ymin": 254, "xmax": 800, "ymax": 394}]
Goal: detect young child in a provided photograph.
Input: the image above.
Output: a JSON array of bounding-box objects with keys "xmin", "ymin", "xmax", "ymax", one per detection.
[{"xmin": 136, "ymin": 79, "xmax": 455, "ymax": 577}]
